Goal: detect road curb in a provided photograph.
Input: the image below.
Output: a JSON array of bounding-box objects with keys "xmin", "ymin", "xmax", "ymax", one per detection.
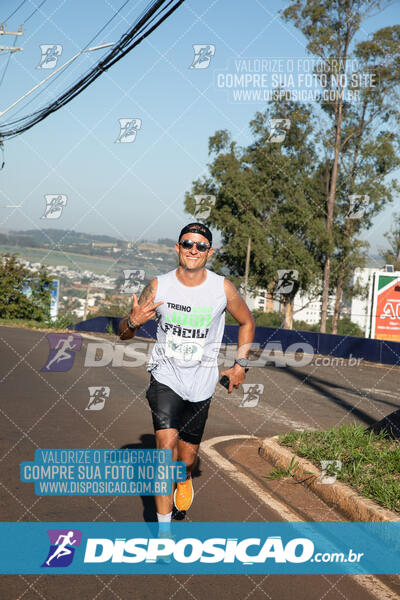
[{"xmin": 259, "ymin": 436, "xmax": 400, "ymax": 523}]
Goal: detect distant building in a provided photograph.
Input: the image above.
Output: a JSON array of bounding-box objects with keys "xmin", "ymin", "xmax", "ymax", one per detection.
[
  {"xmin": 294, "ymin": 292, "xmax": 322, "ymax": 325},
  {"xmin": 242, "ymin": 284, "xmax": 334, "ymax": 326},
  {"xmin": 241, "ymin": 287, "xmax": 280, "ymax": 312},
  {"xmin": 350, "ymin": 268, "xmax": 376, "ymax": 333}
]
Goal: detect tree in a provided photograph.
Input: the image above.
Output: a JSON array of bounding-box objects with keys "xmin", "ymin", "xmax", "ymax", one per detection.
[
  {"xmin": 379, "ymin": 213, "xmax": 400, "ymax": 270},
  {"xmin": 0, "ymin": 253, "xmax": 53, "ymax": 321},
  {"xmin": 329, "ymin": 24, "xmax": 400, "ymax": 332},
  {"xmin": 185, "ymin": 99, "xmax": 325, "ymax": 329},
  {"xmin": 282, "ymin": 0, "xmax": 400, "ymax": 332}
]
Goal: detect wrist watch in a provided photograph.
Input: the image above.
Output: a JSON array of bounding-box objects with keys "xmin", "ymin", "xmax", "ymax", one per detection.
[
  {"xmin": 127, "ymin": 315, "xmax": 138, "ymax": 330},
  {"xmin": 234, "ymin": 358, "xmax": 249, "ymax": 368}
]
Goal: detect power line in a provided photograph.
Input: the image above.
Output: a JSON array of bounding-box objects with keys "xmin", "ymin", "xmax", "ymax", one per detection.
[
  {"xmin": 1, "ymin": 0, "xmax": 28, "ymax": 25},
  {"xmin": 84, "ymin": 0, "xmax": 132, "ymax": 49},
  {"xmin": 23, "ymin": 0, "xmax": 48, "ymax": 24},
  {"xmin": 0, "ymin": 0, "xmax": 51, "ymax": 103},
  {"xmin": 5, "ymin": 0, "xmax": 135, "ymax": 119},
  {"xmin": 0, "ymin": 0, "xmax": 186, "ymax": 139}
]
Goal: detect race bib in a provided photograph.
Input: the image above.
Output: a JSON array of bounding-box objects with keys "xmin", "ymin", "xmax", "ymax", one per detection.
[{"xmin": 165, "ymin": 333, "xmax": 205, "ymax": 362}]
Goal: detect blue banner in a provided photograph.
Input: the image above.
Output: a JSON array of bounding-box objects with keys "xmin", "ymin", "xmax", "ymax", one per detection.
[
  {"xmin": 72, "ymin": 317, "xmax": 400, "ymax": 367},
  {"xmin": 1, "ymin": 522, "xmax": 399, "ymax": 574}
]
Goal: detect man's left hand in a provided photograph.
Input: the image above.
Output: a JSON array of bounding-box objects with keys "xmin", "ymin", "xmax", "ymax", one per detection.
[{"xmin": 220, "ymin": 364, "xmax": 247, "ymax": 394}]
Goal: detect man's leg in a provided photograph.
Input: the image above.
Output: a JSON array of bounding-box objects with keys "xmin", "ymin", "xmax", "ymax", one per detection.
[
  {"xmin": 172, "ymin": 439, "xmax": 199, "ymax": 512},
  {"xmin": 173, "ymin": 397, "xmax": 211, "ymax": 512},
  {"xmin": 146, "ymin": 375, "xmax": 184, "ymax": 521},
  {"xmin": 154, "ymin": 428, "xmax": 179, "ymax": 515},
  {"xmin": 177, "ymin": 438, "xmax": 199, "ymax": 479}
]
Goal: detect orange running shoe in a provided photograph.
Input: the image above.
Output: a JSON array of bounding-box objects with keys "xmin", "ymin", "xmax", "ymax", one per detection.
[{"xmin": 174, "ymin": 475, "xmax": 193, "ymax": 511}]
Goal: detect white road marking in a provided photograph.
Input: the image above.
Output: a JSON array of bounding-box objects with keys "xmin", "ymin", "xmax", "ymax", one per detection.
[
  {"xmin": 202, "ymin": 435, "xmax": 400, "ymax": 600},
  {"xmin": 201, "ymin": 435, "xmax": 303, "ymax": 522},
  {"xmin": 363, "ymin": 388, "xmax": 400, "ymax": 399},
  {"xmin": 213, "ymin": 392, "xmax": 315, "ymax": 432}
]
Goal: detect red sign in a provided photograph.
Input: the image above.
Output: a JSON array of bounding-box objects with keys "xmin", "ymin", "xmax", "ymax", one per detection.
[{"xmin": 372, "ymin": 275, "xmax": 400, "ymax": 342}]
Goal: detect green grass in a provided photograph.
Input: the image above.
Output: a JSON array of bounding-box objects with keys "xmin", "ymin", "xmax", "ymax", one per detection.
[
  {"xmin": 0, "ymin": 318, "xmax": 47, "ymax": 329},
  {"xmin": 0, "ymin": 244, "xmax": 176, "ymax": 278},
  {"xmin": 265, "ymin": 455, "xmax": 307, "ymax": 480},
  {"xmin": 0, "ymin": 317, "xmax": 72, "ymax": 331},
  {"xmin": 0, "ymin": 245, "xmax": 119, "ymax": 275},
  {"xmin": 277, "ymin": 424, "xmax": 400, "ymax": 512}
]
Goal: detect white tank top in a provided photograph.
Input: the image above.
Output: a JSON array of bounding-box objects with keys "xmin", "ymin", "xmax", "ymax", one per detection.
[{"xmin": 147, "ymin": 268, "xmax": 227, "ymax": 402}]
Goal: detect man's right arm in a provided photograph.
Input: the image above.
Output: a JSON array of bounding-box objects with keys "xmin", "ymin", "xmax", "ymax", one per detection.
[{"xmin": 118, "ymin": 278, "xmax": 162, "ymax": 340}]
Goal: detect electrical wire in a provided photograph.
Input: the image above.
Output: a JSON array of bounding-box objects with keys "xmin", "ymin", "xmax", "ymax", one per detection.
[
  {"xmin": 1, "ymin": 0, "xmax": 28, "ymax": 25},
  {"xmin": 83, "ymin": 0, "xmax": 132, "ymax": 49},
  {"xmin": 0, "ymin": 0, "xmax": 164, "ymax": 124},
  {"xmin": 5, "ymin": 0, "xmax": 134, "ymax": 120},
  {"xmin": 0, "ymin": 0, "xmax": 185, "ymax": 139},
  {"xmin": 0, "ymin": 0, "xmax": 48, "ymax": 93},
  {"xmin": 23, "ymin": 0, "xmax": 48, "ymax": 24}
]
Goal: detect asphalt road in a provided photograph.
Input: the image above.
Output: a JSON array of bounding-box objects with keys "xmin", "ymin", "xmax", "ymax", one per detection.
[{"xmin": 1, "ymin": 325, "xmax": 400, "ymax": 600}]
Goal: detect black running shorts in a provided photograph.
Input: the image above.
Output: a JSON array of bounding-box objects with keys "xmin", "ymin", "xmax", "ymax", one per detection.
[{"xmin": 146, "ymin": 374, "xmax": 211, "ymax": 445}]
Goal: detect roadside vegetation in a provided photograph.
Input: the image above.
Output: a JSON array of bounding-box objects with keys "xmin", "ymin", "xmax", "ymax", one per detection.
[
  {"xmin": 0, "ymin": 253, "xmax": 74, "ymax": 330},
  {"xmin": 225, "ymin": 310, "xmax": 364, "ymax": 336},
  {"xmin": 275, "ymin": 424, "xmax": 400, "ymax": 513}
]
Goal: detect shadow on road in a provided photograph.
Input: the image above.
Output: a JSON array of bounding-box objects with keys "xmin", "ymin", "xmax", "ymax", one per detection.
[
  {"xmin": 304, "ymin": 374, "xmax": 400, "ymax": 410},
  {"xmin": 276, "ymin": 365, "xmax": 397, "ymax": 426},
  {"xmin": 121, "ymin": 434, "xmax": 203, "ymax": 523}
]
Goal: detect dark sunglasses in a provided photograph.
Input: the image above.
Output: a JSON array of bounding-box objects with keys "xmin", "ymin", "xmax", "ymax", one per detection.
[{"xmin": 179, "ymin": 239, "xmax": 211, "ymax": 252}]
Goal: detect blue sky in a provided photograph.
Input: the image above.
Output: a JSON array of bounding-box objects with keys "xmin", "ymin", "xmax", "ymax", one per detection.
[{"xmin": 0, "ymin": 0, "xmax": 398, "ymax": 256}]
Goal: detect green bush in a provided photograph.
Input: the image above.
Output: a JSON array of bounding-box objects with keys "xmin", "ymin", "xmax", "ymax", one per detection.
[
  {"xmin": 253, "ymin": 310, "xmax": 285, "ymax": 328},
  {"xmin": 227, "ymin": 308, "xmax": 363, "ymax": 336},
  {"xmin": 225, "ymin": 310, "xmax": 285, "ymax": 327},
  {"xmin": 0, "ymin": 253, "xmax": 52, "ymax": 322},
  {"xmin": 46, "ymin": 313, "xmax": 75, "ymax": 330},
  {"xmin": 325, "ymin": 315, "xmax": 363, "ymax": 337}
]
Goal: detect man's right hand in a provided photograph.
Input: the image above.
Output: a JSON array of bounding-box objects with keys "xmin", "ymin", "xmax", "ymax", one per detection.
[
  {"xmin": 118, "ymin": 279, "xmax": 161, "ymax": 340},
  {"xmin": 128, "ymin": 293, "xmax": 164, "ymax": 328}
]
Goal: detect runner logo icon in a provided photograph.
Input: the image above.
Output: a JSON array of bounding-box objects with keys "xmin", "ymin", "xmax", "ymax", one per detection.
[
  {"xmin": 41, "ymin": 194, "xmax": 67, "ymax": 219},
  {"xmin": 194, "ymin": 194, "xmax": 216, "ymax": 220},
  {"xmin": 347, "ymin": 194, "xmax": 369, "ymax": 219},
  {"xmin": 120, "ymin": 269, "xmax": 145, "ymax": 294},
  {"xmin": 41, "ymin": 334, "xmax": 82, "ymax": 372},
  {"xmin": 275, "ymin": 270, "xmax": 299, "ymax": 295},
  {"xmin": 37, "ymin": 44, "xmax": 63, "ymax": 69},
  {"xmin": 42, "ymin": 529, "xmax": 82, "ymax": 567},
  {"xmin": 267, "ymin": 118, "xmax": 291, "ymax": 143},
  {"xmin": 115, "ymin": 118, "xmax": 142, "ymax": 143},
  {"xmin": 86, "ymin": 386, "xmax": 110, "ymax": 410},
  {"xmin": 239, "ymin": 383, "xmax": 264, "ymax": 407},
  {"xmin": 189, "ymin": 44, "xmax": 215, "ymax": 69}
]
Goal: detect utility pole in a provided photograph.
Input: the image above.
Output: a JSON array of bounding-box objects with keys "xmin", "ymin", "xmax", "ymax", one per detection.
[
  {"xmin": 83, "ymin": 283, "xmax": 91, "ymax": 320},
  {"xmin": 0, "ymin": 24, "xmax": 23, "ymax": 54},
  {"xmin": 243, "ymin": 237, "xmax": 251, "ymax": 302}
]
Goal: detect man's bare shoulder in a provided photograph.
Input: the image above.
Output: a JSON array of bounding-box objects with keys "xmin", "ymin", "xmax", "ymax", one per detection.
[
  {"xmin": 138, "ymin": 278, "xmax": 158, "ymax": 304},
  {"xmin": 223, "ymin": 278, "xmax": 240, "ymax": 301}
]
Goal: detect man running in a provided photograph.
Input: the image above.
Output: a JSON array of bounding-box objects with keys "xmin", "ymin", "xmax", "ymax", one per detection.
[{"xmin": 119, "ymin": 223, "xmax": 255, "ymax": 527}]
